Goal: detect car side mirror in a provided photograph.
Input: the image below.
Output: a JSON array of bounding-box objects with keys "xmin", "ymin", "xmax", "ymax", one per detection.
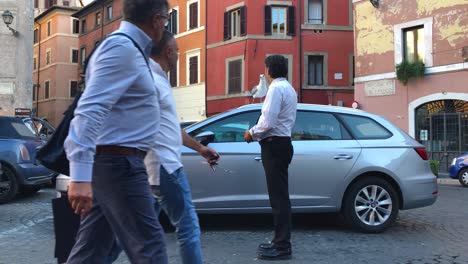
[
  {"xmin": 194, "ymin": 131, "xmax": 215, "ymax": 146},
  {"xmin": 39, "ymin": 134, "xmax": 48, "ymax": 141}
]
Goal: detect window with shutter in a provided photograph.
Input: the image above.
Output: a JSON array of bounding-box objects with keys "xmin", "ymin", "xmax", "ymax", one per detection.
[
  {"xmin": 287, "ymin": 6, "xmax": 295, "ymax": 36},
  {"xmin": 47, "ymin": 21, "xmax": 51, "ymax": 36},
  {"xmin": 72, "ymin": 49, "xmax": 79, "ymax": 63},
  {"xmin": 166, "ymin": 9, "xmax": 178, "ymax": 34},
  {"xmin": 228, "ymin": 60, "xmax": 242, "ymax": 94},
  {"xmin": 44, "ymin": 81, "xmax": 50, "ymax": 99},
  {"xmin": 72, "ymin": 19, "xmax": 79, "ymax": 34},
  {"xmin": 308, "ymin": 55, "xmax": 324, "ymax": 85},
  {"xmin": 189, "ymin": 2, "xmax": 198, "ymax": 30},
  {"xmin": 34, "ymin": 0, "xmax": 38, "ymax": 8},
  {"xmin": 70, "ymin": 81, "xmax": 78, "ymax": 98},
  {"xmin": 34, "ymin": 29, "xmax": 39, "ymax": 43},
  {"xmin": 308, "ymin": 0, "xmax": 323, "ymax": 24},
  {"xmin": 223, "ymin": 12, "xmax": 231, "ymax": 40},
  {"xmin": 264, "ymin": 6, "xmax": 272, "ymax": 35},
  {"xmin": 240, "ymin": 6, "xmax": 247, "ymax": 36},
  {"xmin": 189, "ymin": 56, "xmax": 198, "ymax": 84}
]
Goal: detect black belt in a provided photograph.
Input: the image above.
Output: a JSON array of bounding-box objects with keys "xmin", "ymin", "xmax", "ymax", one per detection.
[
  {"xmin": 260, "ymin": 136, "xmax": 291, "ymax": 144},
  {"xmin": 96, "ymin": 145, "xmax": 147, "ymax": 159}
]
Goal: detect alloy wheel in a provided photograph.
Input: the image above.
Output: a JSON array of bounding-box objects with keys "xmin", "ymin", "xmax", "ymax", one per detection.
[{"xmin": 354, "ymin": 185, "xmax": 392, "ymax": 226}]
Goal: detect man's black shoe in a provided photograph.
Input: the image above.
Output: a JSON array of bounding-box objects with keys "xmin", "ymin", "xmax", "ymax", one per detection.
[
  {"xmin": 258, "ymin": 242, "xmax": 275, "ymax": 251},
  {"xmin": 257, "ymin": 245, "xmax": 292, "ymax": 260}
]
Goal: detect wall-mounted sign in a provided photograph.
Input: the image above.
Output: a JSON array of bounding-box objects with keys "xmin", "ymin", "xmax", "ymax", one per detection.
[
  {"xmin": 334, "ymin": 73, "xmax": 343, "ymax": 80},
  {"xmin": 15, "ymin": 108, "xmax": 32, "ymax": 117},
  {"xmin": 365, "ymin": 79, "xmax": 395, "ymax": 97},
  {"xmin": 0, "ymin": 82, "xmax": 14, "ymax": 95},
  {"xmin": 351, "ymin": 101, "xmax": 360, "ymax": 109}
]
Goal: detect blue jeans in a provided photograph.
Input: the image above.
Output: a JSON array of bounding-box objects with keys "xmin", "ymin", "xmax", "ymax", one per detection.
[
  {"xmin": 107, "ymin": 166, "xmax": 202, "ymax": 264},
  {"xmin": 68, "ymin": 155, "xmax": 168, "ymax": 264}
]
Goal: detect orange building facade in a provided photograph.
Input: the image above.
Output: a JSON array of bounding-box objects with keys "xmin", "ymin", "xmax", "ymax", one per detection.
[
  {"xmin": 33, "ymin": 6, "xmax": 81, "ymax": 126},
  {"xmin": 167, "ymin": 0, "xmax": 207, "ymax": 121}
]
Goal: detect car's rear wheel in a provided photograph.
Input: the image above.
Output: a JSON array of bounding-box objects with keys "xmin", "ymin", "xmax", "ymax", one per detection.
[
  {"xmin": 458, "ymin": 168, "xmax": 468, "ymax": 187},
  {"xmin": 342, "ymin": 177, "xmax": 399, "ymax": 233},
  {"xmin": 0, "ymin": 164, "xmax": 19, "ymax": 204}
]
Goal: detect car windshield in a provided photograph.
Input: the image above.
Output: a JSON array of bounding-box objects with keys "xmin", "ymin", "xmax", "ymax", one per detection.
[{"xmin": 0, "ymin": 118, "xmax": 38, "ymax": 140}]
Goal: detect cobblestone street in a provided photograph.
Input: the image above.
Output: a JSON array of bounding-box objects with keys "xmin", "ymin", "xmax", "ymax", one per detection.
[{"xmin": 1, "ymin": 180, "xmax": 467, "ymax": 264}]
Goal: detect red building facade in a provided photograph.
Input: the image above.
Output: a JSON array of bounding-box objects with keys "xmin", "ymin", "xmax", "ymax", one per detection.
[
  {"xmin": 72, "ymin": 0, "xmax": 123, "ymax": 84},
  {"xmin": 206, "ymin": 0, "xmax": 354, "ymax": 115}
]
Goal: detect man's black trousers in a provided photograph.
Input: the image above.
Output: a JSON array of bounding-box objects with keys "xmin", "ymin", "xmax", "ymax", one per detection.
[{"xmin": 260, "ymin": 136, "xmax": 294, "ymax": 248}]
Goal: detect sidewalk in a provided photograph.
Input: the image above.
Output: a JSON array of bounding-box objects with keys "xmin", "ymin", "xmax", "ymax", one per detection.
[{"xmin": 437, "ymin": 177, "xmax": 460, "ymax": 186}]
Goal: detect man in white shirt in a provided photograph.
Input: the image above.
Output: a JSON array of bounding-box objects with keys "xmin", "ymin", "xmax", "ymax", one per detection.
[
  {"xmin": 107, "ymin": 30, "xmax": 218, "ymax": 264},
  {"xmin": 244, "ymin": 55, "xmax": 297, "ymax": 260}
]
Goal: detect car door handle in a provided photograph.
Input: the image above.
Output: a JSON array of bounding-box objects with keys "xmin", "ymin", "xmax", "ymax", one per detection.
[
  {"xmin": 254, "ymin": 157, "xmax": 262, "ymax": 162},
  {"xmin": 333, "ymin": 155, "xmax": 353, "ymax": 160}
]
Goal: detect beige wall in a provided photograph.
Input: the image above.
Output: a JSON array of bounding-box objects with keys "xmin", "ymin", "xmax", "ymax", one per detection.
[
  {"xmin": 353, "ymin": 0, "xmax": 468, "ymax": 136},
  {"xmin": 354, "ymin": 0, "xmax": 468, "ymax": 77}
]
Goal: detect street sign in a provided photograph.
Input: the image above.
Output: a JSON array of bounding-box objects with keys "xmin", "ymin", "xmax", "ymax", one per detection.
[{"xmin": 14, "ymin": 108, "xmax": 31, "ymax": 117}]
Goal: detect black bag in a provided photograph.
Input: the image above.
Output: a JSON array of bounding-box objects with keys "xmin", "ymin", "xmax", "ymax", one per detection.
[
  {"xmin": 36, "ymin": 32, "xmax": 149, "ymax": 176},
  {"xmin": 52, "ymin": 195, "xmax": 81, "ymax": 263},
  {"xmin": 36, "ymin": 92, "xmax": 82, "ymax": 175}
]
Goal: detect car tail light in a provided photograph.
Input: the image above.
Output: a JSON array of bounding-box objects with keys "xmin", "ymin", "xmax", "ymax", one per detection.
[
  {"xmin": 19, "ymin": 144, "xmax": 31, "ymax": 161},
  {"xmin": 415, "ymin": 147, "xmax": 428, "ymax": 160}
]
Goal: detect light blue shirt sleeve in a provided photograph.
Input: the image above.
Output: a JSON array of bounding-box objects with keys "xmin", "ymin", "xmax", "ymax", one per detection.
[{"xmin": 64, "ymin": 37, "xmax": 141, "ymax": 182}]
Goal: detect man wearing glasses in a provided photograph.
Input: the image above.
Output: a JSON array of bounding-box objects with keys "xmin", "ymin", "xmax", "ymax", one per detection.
[{"xmin": 64, "ymin": 0, "xmax": 171, "ymax": 263}]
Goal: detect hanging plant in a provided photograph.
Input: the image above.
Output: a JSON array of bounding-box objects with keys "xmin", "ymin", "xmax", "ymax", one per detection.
[{"xmin": 395, "ymin": 60, "xmax": 425, "ymax": 85}]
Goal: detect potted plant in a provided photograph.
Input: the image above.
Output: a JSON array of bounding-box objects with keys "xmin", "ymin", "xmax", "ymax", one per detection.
[
  {"xmin": 429, "ymin": 160, "xmax": 439, "ymax": 177},
  {"xmin": 395, "ymin": 60, "xmax": 425, "ymax": 85}
]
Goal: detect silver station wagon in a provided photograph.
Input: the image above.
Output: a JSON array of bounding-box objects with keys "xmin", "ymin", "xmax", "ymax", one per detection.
[{"xmin": 182, "ymin": 104, "xmax": 438, "ymax": 233}]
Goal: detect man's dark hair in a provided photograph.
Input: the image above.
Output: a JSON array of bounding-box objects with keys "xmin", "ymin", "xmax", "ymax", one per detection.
[
  {"xmin": 124, "ymin": 0, "xmax": 169, "ymax": 24},
  {"xmin": 151, "ymin": 30, "xmax": 174, "ymax": 56},
  {"xmin": 265, "ymin": 55, "xmax": 288, "ymax": 79}
]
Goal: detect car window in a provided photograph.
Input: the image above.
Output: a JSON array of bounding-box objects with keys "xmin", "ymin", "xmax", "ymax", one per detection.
[
  {"xmin": 339, "ymin": 114, "xmax": 392, "ymax": 139},
  {"xmin": 0, "ymin": 119, "xmax": 37, "ymax": 139},
  {"xmin": 190, "ymin": 111, "xmax": 261, "ymax": 142},
  {"xmin": 292, "ymin": 111, "xmax": 351, "ymax": 140}
]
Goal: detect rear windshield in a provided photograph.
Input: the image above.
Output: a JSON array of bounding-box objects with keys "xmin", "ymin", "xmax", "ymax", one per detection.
[
  {"xmin": 339, "ymin": 114, "xmax": 392, "ymax": 140},
  {"xmin": 0, "ymin": 118, "xmax": 38, "ymax": 140}
]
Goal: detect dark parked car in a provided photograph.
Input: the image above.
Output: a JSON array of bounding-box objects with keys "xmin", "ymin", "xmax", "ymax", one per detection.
[
  {"xmin": 0, "ymin": 116, "xmax": 56, "ymax": 203},
  {"xmin": 22, "ymin": 117, "xmax": 55, "ymax": 140},
  {"xmin": 449, "ymin": 153, "xmax": 468, "ymax": 187}
]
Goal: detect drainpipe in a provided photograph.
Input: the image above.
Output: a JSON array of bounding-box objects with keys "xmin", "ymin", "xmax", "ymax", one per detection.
[
  {"xmin": 35, "ymin": 21, "xmax": 42, "ymax": 117},
  {"xmin": 298, "ymin": 0, "xmax": 302, "ymax": 103},
  {"xmin": 100, "ymin": 0, "xmax": 105, "ymax": 40},
  {"xmin": 204, "ymin": 0, "xmax": 208, "ymax": 117}
]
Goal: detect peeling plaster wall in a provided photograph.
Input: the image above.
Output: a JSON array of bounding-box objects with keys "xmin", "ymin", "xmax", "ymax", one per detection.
[
  {"xmin": 0, "ymin": 0, "xmax": 34, "ymax": 116},
  {"xmin": 354, "ymin": 0, "xmax": 468, "ymax": 77}
]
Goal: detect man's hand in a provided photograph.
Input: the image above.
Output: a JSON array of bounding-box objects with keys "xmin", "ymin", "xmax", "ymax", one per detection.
[
  {"xmin": 68, "ymin": 182, "xmax": 93, "ymax": 217},
  {"xmin": 199, "ymin": 146, "xmax": 220, "ymax": 165},
  {"xmin": 244, "ymin": 130, "xmax": 253, "ymax": 143}
]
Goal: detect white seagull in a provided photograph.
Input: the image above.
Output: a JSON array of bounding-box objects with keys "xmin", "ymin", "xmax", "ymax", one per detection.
[{"xmin": 250, "ymin": 74, "xmax": 268, "ymax": 98}]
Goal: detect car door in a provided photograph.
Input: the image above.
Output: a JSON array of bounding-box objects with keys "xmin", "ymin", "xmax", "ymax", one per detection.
[
  {"xmin": 289, "ymin": 110, "xmax": 361, "ymax": 207},
  {"xmin": 182, "ymin": 110, "xmax": 268, "ymax": 210}
]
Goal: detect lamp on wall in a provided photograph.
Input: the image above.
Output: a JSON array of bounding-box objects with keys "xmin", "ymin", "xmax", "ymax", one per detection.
[
  {"xmin": 369, "ymin": 0, "xmax": 380, "ymax": 8},
  {"xmin": 2, "ymin": 10, "xmax": 19, "ymax": 36}
]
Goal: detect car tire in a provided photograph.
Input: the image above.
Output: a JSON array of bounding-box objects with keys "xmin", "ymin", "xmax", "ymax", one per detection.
[
  {"xmin": 458, "ymin": 168, "xmax": 468, "ymax": 188},
  {"xmin": 342, "ymin": 177, "xmax": 399, "ymax": 233},
  {"xmin": 20, "ymin": 186, "xmax": 41, "ymax": 195},
  {"xmin": 0, "ymin": 164, "xmax": 19, "ymax": 204}
]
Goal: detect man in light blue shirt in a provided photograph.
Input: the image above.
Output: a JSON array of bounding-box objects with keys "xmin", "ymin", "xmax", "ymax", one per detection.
[{"xmin": 64, "ymin": 0, "xmax": 170, "ymax": 263}]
